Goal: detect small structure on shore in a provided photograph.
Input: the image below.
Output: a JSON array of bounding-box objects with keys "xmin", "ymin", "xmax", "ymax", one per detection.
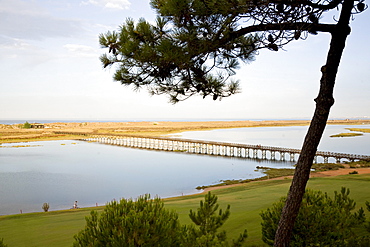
[{"xmin": 30, "ymin": 123, "xmax": 44, "ymax": 129}]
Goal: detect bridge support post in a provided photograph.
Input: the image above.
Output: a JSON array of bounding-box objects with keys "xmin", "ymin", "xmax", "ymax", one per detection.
[
  {"xmin": 324, "ymin": 156, "xmax": 328, "ymax": 163},
  {"xmin": 271, "ymin": 151, "xmax": 276, "ymax": 160},
  {"xmin": 253, "ymin": 149, "xmax": 257, "ymax": 159},
  {"xmin": 262, "ymin": 150, "xmax": 266, "ymax": 159},
  {"xmin": 280, "ymin": 152, "xmax": 285, "ymax": 161}
]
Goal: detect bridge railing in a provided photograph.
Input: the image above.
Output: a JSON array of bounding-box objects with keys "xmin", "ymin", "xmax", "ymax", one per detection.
[{"xmin": 54, "ymin": 131, "xmax": 370, "ymax": 163}]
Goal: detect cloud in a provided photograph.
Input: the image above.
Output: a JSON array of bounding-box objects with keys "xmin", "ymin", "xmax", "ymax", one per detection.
[
  {"xmin": 63, "ymin": 44, "xmax": 99, "ymax": 58},
  {"xmin": 0, "ymin": 36, "xmax": 53, "ymax": 66},
  {"xmin": 81, "ymin": 0, "xmax": 131, "ymax": 10},
  {"xmin": 0, "ymin": 0, "xmax": 84, "ymax": 41}
]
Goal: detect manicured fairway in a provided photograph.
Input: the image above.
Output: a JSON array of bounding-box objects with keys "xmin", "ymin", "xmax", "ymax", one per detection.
[{"xmin": 1, "ymin": 174, "xmax": 369, "ymax": 246}]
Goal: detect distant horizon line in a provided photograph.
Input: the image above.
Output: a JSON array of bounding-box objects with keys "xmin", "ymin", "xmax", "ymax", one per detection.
[{"xmin": 1, "ymin": 117, "xmax": 369, "ymax": 125}]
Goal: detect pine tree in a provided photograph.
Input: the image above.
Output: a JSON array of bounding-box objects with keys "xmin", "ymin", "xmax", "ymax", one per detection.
[{"xmin": 99, "ymin": 1, "xmax": 366, "ymax": 245}]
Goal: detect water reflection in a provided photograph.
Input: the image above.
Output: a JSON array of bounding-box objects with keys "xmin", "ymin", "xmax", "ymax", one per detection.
[
  {"xmin": 0, "ymin": 140, "xmax": 293, "ymax": 215},
  {"xmin": 175, "ymin": 125, "xmax": 370, "ymax": 155},
  {"xmin": 1, "ymin": 124, "xmax": 368, "ymax": 215}
]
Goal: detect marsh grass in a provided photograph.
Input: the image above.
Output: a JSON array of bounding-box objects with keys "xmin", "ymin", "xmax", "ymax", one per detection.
[
  {"xmin": 347, "ymin": 128, "xmax": 370, "ymax": 133},
  {"xmin": 348, "ymin": 160, "xmax": 370, "ymax": 168},
  {"xmin": 311, "ymin": 163, "xmax": 345, "ymax": 171},
  {"xmin": 330, "ymin": 132, "xmax": 363, "ymax": 137}
]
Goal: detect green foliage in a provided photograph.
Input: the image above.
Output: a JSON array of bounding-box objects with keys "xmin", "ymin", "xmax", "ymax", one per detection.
[
  {"xmin": 73, "ymin": 194, "xmax": 185, "ymax": 246},
  {"xmin": 260, "ymin": 187, "xmax": 366, "ymax": 246},
  {"xmin": 23, "ymin": 121, "xmax": 31, "ymax": 129},
  {"xmin": 347, "ymin": 201, "xmax": 370, "ymax": 246},
  {"xmin": 42, "ymin": 203, "xmax": 50, "ymax": 212},
  {"xmin": 0, "ymin": 238, "xmax": 7, "ymax": 247},
  {"xmin": 311, "ymin": 163, "xmax": 345, "ymax": 171},
  {"xmin": 187, "ymin": 192, "xmax": 247, "ymax": 247},
  {"xmin": 348, "ymin": 160, "xmax": 370, "ymax": 168},
  {"xmin": 99, "ymin": 0, "xmax": 355, "ymax": 103},
  {"xmin": 73, "ymin": 192, "xmax": 247, "ymax": 246}
]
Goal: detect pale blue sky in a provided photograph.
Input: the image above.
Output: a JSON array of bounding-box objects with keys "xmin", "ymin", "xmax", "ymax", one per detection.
[{"xmin": 0, "ymin": 0, "xmax": 369, "ymax": 120}]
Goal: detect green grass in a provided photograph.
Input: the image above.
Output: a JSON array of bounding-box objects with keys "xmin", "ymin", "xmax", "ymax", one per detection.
[
  {"xmin": 1, "ymin": 174, "xmax": 370, "ymax": 246},
  {"xmin": 196, "ymin": 167, "xmax": 295, "ymax": 189}
]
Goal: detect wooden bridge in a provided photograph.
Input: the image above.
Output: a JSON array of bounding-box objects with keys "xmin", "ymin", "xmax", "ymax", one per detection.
[{"xmin": 56, "ymin": 132, "xmax": 370, "ymax": 164}]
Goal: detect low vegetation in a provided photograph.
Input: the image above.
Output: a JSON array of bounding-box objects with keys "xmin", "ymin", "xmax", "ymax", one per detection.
[
  {"xmin": 311, "ymin": 163, "xmax": 345, "ymax": 171},
  {"xmin": 346, "ymin": 128, "xmax": 370, "ymax": 133},
  {"xmin": 42, "ymin": 203, "xmax": 50, "ymax": 212},
  {"xmin": 330, "ymin": 132, "xmax": 363, "ymax": 138},
  {"xmin": 22, "ymin": 122, "xmax": 31, "ymax": 129},
  {"xmin": 261, "ymin": 187, "xmax": 369, "ymax": 246},
  {"xmin": 73, "ymin": 193, "xmax": 247, "ymax": 247},
  {"xmin": 348, "ymin": 160, "xmax": 370, "ymax": 168}
]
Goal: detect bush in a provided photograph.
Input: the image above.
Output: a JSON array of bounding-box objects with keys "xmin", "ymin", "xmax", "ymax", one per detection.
[
  {"xmin": 0, "ymin": 238, "xmax": 7, "ymax": 247},
  {"xmin": 42, "ymin": 203, "xmax": 50, "ymax": 212},
  {"xmin": 73, "ymin": 192, "xmax": 248, "ymax": 247},
  {"xmin": 22, "ymin": 121, "xmax": 31, "ymax": 129},
  {"xmin": 186, "ymin": 192, "xmax": 248, "ymax": 246},
  {"xmin": 349, "ymin": 170, "xmax": 359, "ymax": 174},
  {"xmin": 73, "ymin": 194, "xmax": 184, "ymax": 246},
  {"xmin": 260, "ymin": 187, "xmax": 366, "ymax": 246},
  {"xmin": 311, "ymin": 163, "xmax": 345, "ymax": 171}
]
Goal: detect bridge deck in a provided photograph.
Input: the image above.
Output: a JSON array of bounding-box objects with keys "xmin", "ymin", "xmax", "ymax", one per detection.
[{"xmin": 55, "ymin": 132, "xmax": 370, "ymax": 163}]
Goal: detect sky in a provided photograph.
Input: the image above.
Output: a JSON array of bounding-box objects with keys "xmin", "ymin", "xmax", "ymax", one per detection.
[{"xmin": 0, "ymin": 0, "xmax": 369, "ymax": 121}]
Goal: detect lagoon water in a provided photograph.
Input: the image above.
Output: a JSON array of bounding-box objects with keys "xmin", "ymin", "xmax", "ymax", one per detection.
[
  {"xmin": 0, "ymin": 124, "xmax": 369, "ymax": 215},
  {"xmin": 175, "ymin": 124, "xmax": 370, "ymax": 155}
]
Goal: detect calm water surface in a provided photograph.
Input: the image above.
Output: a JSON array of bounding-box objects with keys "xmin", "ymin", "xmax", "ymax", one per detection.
[
  {"xmin": 0, "ymin": 140, "xmax": 292, "ymax": 215},
  {"xmin": 0, "ymin": 124, "xmax": 369, "ymax": 215},
  {"xmin": 175, "ymin": 124, "xmax": 370, "ymax": 155}
]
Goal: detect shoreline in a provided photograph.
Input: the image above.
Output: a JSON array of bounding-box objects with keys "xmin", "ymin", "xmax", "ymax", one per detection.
[
  {"xmin": 1, "ymin": 166, "xmax": 369, "ymax": 217},
  {"xmin": 1, "ymin": 119, "xmax": 370, "ymax": 144},
  {"xmin": 1, "ymin": 119, "xmax": 369, "ymax": 216},
  {"xmin": 201, "ymin": 166, "xmax": 370, "ymax": 193}
]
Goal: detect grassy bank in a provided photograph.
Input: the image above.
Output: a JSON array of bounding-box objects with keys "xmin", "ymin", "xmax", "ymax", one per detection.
[{"xmin": 1, "ymin": 173, "xmax": 370, "ymax": 246}]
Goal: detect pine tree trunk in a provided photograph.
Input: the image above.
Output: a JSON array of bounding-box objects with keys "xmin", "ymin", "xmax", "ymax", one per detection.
[{"xmin": 273, "ymin": 0, "xmax": 355, "ymax": 246}]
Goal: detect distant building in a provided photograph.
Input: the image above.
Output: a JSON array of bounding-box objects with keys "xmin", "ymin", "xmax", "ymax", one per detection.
[{"xmin": 30, "ymin": 123, "xmax": 45, "ymax": 129}]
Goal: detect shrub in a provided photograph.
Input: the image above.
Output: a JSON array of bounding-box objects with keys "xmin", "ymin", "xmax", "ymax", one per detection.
[
  {"xmin": 311, "ymin": 163, "xmax": 345, "ymax": 171},
  {"xmin": 260, "ymin": 187, "xmax": 366, "ymax": 246},
  {"xmin": 73, "ymin": 192, "xmax": 248, "ymax": 247},
  {"xmin": 186, "ymin": 192, "xmax": 248, "ymax": 246},
  {"xmin": 73, "ymin": 194, "xmax": 184, "ymax": 246},
  {"xmin": 23, "ymin": 121, "xmax": 31, "ymax": 129},
  {"xmin": 42, "ymin": 203, "xmax": 50, "ymax": 212},
  {"xmin": 0, "ymin": 238, "xmax": 7, "ymax": 247},
  {"xmin": 349, "ymin": 170, "xmax": 359, "ymax": 174}
]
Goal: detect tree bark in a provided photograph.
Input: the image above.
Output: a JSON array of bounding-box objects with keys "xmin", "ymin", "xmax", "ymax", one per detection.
[{"xmin": 273, "ymin": 0, "xmax": 355, "ymax": 246}]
